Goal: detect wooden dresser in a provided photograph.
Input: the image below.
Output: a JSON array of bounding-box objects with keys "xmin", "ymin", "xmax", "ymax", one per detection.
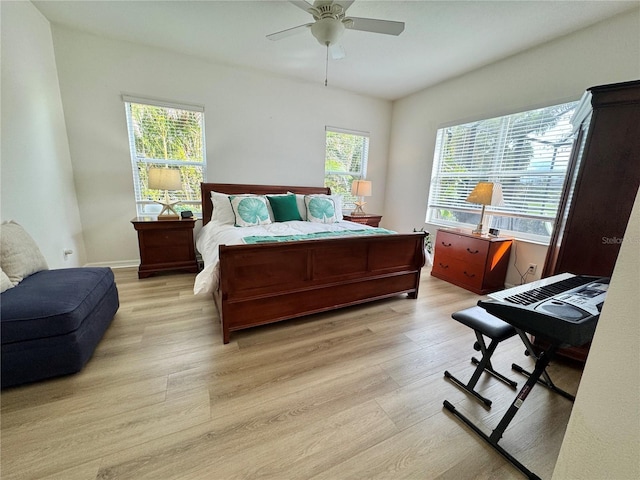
[{"xmin": 431, "ymin": 229, "xmax": 512, "ymax": 294}]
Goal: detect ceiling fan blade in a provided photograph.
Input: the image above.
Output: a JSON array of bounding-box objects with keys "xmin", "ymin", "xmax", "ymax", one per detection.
[
  {"xmin": 330, "ymin": 44, "xmax": 346, "ymax": 60},
  {"xmin": 347, "ymin": 17, "xmax": 405, "ymax": 36},
  {"xmin": 338, "ymin": 1, "xmax": 355, "ymax": 11},
  {"xmin": 266, "ymin": 23, "xmax": 313, "ymax": 41},
  {"xmin": 288, "ymin": 0, "xmax": 314, "ymax": 13}
]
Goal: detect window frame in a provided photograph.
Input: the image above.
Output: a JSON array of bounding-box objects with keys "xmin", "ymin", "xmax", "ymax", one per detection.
[
  {"xmin": 123, "ymin": 95, "xmax": 207, "ymax": 217},
  {"xmin": 324, "ymin": 126, "xmax": 370, "ymax": 210},
  {"xmin": 426, "ymin": 101, "xmax": 578, "ymax": 243}
]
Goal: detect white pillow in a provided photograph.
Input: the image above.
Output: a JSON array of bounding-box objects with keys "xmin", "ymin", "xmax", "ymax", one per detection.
[
  {"xmin": 1, "ymin": 267, "xmax": 15, "ymax": 293},
  {"xmin": 209, "ymin": 191, "xmax": 236, "ymax": 225},
  {"xmin": 229, "ymin": 195, "xmax": 272, "ymax": 227},
  {"xmin": 331, "ymin": 194, "xmax": 343, "ymax": 220},
  {"xmin": 305, "ymin": 195, "xmax": 339, "ymax": 224},
  {"xmin": 0, "ymin": 221, "xmax": 49, "ymax": 284}
]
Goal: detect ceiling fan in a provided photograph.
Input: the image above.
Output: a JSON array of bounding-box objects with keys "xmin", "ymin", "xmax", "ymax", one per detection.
[{"xmin": 267, "ymin": 0, "xmax": 405, "ymax": 60}]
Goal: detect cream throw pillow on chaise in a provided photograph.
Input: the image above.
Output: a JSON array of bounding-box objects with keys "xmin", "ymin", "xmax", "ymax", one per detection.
[
  {"xmin": 0, "ymin": 221, "xmax": 49, "ymax": 285},
  {"xmin": 0, "ymin": 267, "xmax": 14, "ymax": 293}
]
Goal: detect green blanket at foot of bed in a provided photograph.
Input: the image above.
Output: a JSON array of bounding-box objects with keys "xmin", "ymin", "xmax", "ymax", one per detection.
[{"xmin": 243, "ymin": 228, "xmax": 395, "ymax": 244}]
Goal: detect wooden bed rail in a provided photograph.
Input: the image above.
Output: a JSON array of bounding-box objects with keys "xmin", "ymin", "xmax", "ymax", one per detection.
[{"xmin": 215, "ymin": 232, "xmax": 426, "ymax": 343}]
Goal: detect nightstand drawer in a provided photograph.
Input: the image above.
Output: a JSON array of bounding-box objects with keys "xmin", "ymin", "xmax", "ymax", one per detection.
[{"xmin": 143, "ymin": 229, "xmax": 192, "ymax": 248}]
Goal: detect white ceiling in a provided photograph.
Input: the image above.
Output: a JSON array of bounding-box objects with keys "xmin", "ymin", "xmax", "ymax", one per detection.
[{"xmin": 33, "ymin": 0, "xmax": 639, "ymax": 100}]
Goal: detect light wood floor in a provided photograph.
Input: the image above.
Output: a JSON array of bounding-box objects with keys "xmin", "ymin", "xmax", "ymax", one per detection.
[{"xmin": 1, "ymin": 267, "xmax": 583, "ymax": 480}]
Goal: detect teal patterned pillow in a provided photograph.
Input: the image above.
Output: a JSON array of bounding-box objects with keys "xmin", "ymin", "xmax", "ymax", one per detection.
[
  {"xmin": 229, "ymin": 195, "xmax": 272, "ymax": 227},
  {"xmin": 304, "ymin": 195, "xmax": 337, "ymax": 223}
]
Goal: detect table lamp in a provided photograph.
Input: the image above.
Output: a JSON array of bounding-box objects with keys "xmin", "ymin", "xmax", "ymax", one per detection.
[
  {"xmin": 351, "ymin": 179, "xmax": 372, "ymax": 216},
  {"xmin": 465, "ymin": 182, "xmax": 504, "ymax": 234},
  {"xmin": 148, "ymin": 167, "xmax": 182, "ymax": 219}
]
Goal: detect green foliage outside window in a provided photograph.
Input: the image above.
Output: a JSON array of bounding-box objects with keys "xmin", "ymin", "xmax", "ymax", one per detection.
[
  {"xmin": 126, "ymin": 101, "xmax": 206, "ymax": 215},
  {"xmin": 324, "ymin": 129, "xmax": 369, "ymax": 208}
]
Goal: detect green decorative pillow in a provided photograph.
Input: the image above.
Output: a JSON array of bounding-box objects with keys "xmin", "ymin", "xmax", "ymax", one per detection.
[
  {"xmin": 267, "ymin": 194, "xmax": 303, "ymax": 222},
  {"xmin": 305, "ymin": 195, "xmax": 337, "ymax": 223},
  {"xmin": 229, "ymin": 195, "xmax": 272, "ymax": 227}
]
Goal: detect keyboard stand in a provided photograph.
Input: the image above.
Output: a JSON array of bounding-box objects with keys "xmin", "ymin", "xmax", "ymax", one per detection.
[
  {"xmin": 512, "ymin": 330, "xmax": 576, "ymax": 402},
  {"xmin": 443, "ymin": 334, "xmax": 574, "ymax": 480}
]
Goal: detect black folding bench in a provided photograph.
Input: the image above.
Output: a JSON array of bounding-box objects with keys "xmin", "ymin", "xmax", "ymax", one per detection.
[{"xmin": 444, "ymin": 306, "xmax": 519, "ymax": 407}]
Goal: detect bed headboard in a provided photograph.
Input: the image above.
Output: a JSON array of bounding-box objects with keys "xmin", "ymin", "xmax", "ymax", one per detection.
[{"xmin": 200, "ymin": 183, "xmax": 331, "ymax": 225}]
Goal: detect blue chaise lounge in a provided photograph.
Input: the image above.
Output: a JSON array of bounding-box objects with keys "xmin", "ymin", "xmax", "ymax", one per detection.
[{"xmin": 1, "ymin": 221, "xmax": 119, "ymax": 388}]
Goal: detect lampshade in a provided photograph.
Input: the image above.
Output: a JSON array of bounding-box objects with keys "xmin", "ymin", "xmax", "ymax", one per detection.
[
  {"xmin": 351, "ymin": 180, "xmax": 372, "ymax": 197},
  {"xmin": 465, "ymin": 182, "xmax": 504, "ymax": 206},
  {"xmin": 148, "ymin": 167, "xmax": 182, "ymax": 191},
  {"xmin": 350, "ymin": 180, "xmax": 372, "ymax": 216},
  {"xmin": 148, "ymin": 167, "xmax": 182, "ymax": 219},
  {"xmin": 465, "ymin": 182, "xmax": 504, "ymax": 235}
]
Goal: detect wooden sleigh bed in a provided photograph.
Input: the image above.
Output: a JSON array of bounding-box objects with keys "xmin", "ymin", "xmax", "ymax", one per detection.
[{"xmin": 200, "ymin": 183, "xmax": 426, "ymax": 343}]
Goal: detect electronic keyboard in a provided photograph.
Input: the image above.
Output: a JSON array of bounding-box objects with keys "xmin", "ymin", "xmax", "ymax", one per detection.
[{"xmin": 479, "ymin": 273, "xmax": 610, "ymax": 347}]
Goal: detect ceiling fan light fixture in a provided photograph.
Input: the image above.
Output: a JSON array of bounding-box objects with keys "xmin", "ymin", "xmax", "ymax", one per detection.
[{"xmin": 310, "ymin": 18, "xmax": 345, "ymax": 46}]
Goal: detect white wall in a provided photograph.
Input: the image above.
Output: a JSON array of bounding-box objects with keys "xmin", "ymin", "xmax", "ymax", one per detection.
[
  {"xmin": 385, "ymin": 8, "xmax": 640, "ymax": 286},
  {"xmin": 49, "ymin": 27, "xmax": 393, "ymax": 266},
  {"xmin": 0, "ymin": 1, "xmax": 85, "ymax": 268},
  {"xmin": 553, "ymin": 190, "xmax": 640, "ymax": 479}
]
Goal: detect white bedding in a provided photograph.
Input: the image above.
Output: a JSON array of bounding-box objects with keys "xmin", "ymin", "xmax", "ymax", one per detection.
[{"xmin": 193, "ymin": 220, "xmax": 380, "ymax": 295}]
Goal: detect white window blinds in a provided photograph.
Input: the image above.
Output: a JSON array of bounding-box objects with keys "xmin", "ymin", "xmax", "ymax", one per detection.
[
  {"xmin": 427, "ymin": 101, "xmax": 578, "ymax": 242},
  {"xmin": 123, "ymin": 96, "xmax": 206, "ymax": 216}
]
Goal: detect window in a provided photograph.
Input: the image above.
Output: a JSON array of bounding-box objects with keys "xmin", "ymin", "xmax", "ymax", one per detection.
[
  {"xmin": 123, "ymin": 96, "xmax": 206, "ymax": 216},
  {"xmin": 427, "ymin": 101, "xmax": 578, "ymax": 242},
  {"xmin": 324, "ymin": 127, "xmax": 369, "ymax": 209}
]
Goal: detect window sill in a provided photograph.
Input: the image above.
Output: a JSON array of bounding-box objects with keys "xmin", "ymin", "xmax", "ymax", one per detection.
[{"xmin": 425, "ymin": 221, "xmax": 551, "ymax": 246}]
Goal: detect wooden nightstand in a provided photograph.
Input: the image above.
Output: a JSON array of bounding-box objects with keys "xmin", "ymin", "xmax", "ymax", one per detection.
[
  {"xmin": 343, "ymin": 213, "xmax": 382, "ymax": 227},
  {"xmin": 131, "ymin": 217, "xmax": 199, "ymax": 279},
  {"xmin": 431, "ymin": 229, "xmax": 512, "ymax": 294}
]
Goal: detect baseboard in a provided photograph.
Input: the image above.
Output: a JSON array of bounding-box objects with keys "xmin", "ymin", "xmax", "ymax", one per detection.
[{"xmin": 83, "ymin": 260, "xmax": 139, "ymax": 269}]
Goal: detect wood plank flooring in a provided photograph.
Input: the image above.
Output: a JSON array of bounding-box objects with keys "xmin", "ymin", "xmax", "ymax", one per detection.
[{"xmin": 0, "ymin": 267, "xmax": 583, "ymax": 479}]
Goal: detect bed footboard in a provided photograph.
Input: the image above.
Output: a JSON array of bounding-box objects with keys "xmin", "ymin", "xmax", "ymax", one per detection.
[{"xmin": 215, "ymin": 232, "xmax": 426, "ymax": 343}]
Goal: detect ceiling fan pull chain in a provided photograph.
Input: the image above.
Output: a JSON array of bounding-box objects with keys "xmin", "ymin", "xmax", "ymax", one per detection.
[{"xmin": 325, "ymin": 43, "xmax": 329, "ymax": 87}]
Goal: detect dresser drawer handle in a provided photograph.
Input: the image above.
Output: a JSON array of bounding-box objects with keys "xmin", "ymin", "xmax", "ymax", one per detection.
[
  {"xmin": 466, "ymin": 248, "xmax": 479, "ymax": 254},
  {"xmin": 441, "ymin": 242, "xmax": 452, "ymax": 247},
  {"xmin": 438, "ymin": 263, "xmax": 449, "ymax": 269},
  {"xmin": 463, "ymin": 271, "xmax": 476, "ymax": 278}
]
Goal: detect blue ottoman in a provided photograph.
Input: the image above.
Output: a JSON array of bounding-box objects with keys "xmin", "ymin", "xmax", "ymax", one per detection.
[{"xmin": 1, "ymin": 267, "xmax": 119, "ymax": 388}]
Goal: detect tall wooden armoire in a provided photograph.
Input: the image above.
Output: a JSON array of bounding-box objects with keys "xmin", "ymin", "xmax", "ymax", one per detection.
[{"xmin": 542, "ymin": 80, "xmax": 640, "ymax": 362}]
